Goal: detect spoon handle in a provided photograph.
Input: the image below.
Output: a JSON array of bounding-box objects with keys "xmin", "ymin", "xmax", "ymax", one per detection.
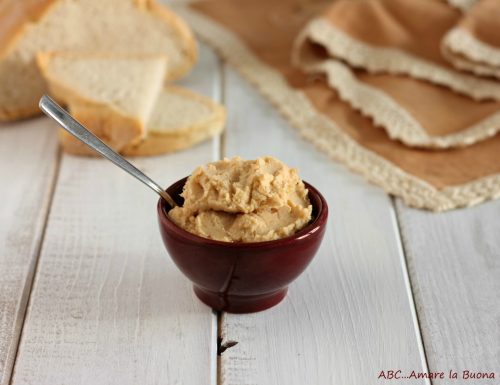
[{"xmin": 39, "ymin": 95, "xmax": 177, "ymax": 207}]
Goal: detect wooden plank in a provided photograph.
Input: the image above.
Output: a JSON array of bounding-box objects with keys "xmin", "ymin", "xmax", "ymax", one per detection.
[
  {"xmin": 11, "ymin": 43, "xmax": 220, "ymax": 385},
  {"xmin": 0, "ymin": 120, "xmax": 58, "ymax": 385},
  {"xmin": 396, "ymin": 199, "xmax": 500, "ymax": 385},
  {"xmin": 219, "ymin": 67, "xmax": 429, "ymax": 385}
]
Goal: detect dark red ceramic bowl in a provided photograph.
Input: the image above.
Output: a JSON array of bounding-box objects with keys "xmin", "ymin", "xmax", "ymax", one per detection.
[{"xmin": 157, "ymin": 177, "xmax": 328, "ymax": 313}]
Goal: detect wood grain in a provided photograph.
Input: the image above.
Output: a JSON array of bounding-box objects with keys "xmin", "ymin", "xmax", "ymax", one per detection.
[
  {"xmin": 396, "ymin": 199, "xmax": 500, "ymax": 385},
  {"xmin": 218, "ymin": 67, "xmax": 429, "ymax": 385},
  {"xmin": 11, "ymin": 44, "xmax": 220, "ymax": 385},
  {"xmin": 0, "ymin": 120, "xmax": 58, "ymax": 385}
]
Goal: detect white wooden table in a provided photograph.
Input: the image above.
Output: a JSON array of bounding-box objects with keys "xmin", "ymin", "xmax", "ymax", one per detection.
[{"xmin": 1, "ymin": 43, "xmax": 499, "ymax": 385}]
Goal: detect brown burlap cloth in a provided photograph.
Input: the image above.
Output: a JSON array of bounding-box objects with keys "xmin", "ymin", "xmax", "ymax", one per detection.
[{"xmin": 174, "ymin": 0, "xmax": 500, "ymax": 211}]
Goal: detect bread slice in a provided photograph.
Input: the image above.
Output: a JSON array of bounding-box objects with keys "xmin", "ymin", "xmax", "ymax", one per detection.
[
  {"xmin": 60, "ymin": 86, "xmax": 226, "ymax": 156},
  {"xmin": 122, "ymin": 86, "xmax": 226, "ymax": 156},
  {"xmin": 0, "ymin": 0, "xmax": 197, "ymax": 121},
  {"xmin": 38, "ymin": 52, "xmax": 167, "ymax": 152}
]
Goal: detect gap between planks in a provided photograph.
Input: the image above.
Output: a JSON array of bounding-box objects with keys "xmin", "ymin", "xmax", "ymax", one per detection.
[
  {"xmin": 218, "ymin": 59, "xmax": 227, "ymax": 162},
  {"xmin": 213, "ymin": 56, "xmax": 227, "ymax": 385},
  {"xmin": 0, "ymin": 119, "xmax": 58, "ymax": 385},
  {"xmin": 8, "ymin": 149, "xmax": 63, "ymax": 385},
  {"xmin": 394, "ymin": 198, "xmax": 500, "ymax": 384},
  {"xmin": 390, "ymin": 197, "xmax": 431, "ymax": 385}
]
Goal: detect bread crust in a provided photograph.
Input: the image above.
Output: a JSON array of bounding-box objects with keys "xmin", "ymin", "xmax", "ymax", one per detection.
[
  {"xmin": 0, "ymin": 0, "xmax": 58, "ymax": 59},
  {"xmin": 142, "ymin": 0, "xmax": 198, "ymax": 81},
  {"xmin": 0, "ymin": 0, "xmax": 197, "ymax": 121},
  {"xmin": 0, "ymin": 105, "xmax": 42, "ymax": 122}
]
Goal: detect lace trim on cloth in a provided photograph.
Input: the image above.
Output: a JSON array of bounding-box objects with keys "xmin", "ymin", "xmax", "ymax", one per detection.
[
  {"xmin": 443, "ymin": 27, "xmax": 500, "ymax": 79},
  {"xmin": 445, "ymin": 0, "xmax": 478, "ymax": 11},
  {"xmin": 296, "ymin": 18, "xmax": 500, "ymax": 101},
  {"xmin": 173, "ymin": 4, "xmax": 500, "ymax": 211},
  {"xmin": 295, "ymin": 58, "xmax": 500, "ymax": 148}
]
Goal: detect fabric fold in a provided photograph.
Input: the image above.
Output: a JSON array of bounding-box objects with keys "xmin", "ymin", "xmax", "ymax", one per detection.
[
  {"xmin": 293, "ymin": 0, "xmax": 500, "ymax": 149},
  {"xmin": 294, "ymin": 0, "xmax": 500, "ymax": 101},
  {"xmin": 442, "ymin": 0, "xmax": 500, "ymax": 80}
]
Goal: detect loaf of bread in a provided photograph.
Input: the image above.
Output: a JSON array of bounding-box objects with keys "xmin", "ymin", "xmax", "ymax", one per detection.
[
  {"xmin": 60, "ymin": 86, "xmax": 226, "ymax": 156},
  {"xmin": 38, "ymin": 52, "xmax": 168, "ymax": 152},
  {"xmin": 0, "ymin": 0, "xmax": 197, "ymax": 121}
]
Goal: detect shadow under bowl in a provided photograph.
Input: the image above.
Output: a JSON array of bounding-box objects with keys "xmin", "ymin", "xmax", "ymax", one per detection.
[{"xmin": 157, "ymin": 177, "xmax": 328, "ymax": 313}]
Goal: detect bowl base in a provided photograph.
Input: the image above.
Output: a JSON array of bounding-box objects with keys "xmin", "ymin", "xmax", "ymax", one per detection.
[{"xmin": 193, "ymin": 286, "xmax": 288, "ymax": 313}]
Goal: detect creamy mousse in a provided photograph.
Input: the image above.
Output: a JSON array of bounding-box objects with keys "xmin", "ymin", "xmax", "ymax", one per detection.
[{"xmin": 169, "ymin": 156, "xmax": 312, "ymax": 242}]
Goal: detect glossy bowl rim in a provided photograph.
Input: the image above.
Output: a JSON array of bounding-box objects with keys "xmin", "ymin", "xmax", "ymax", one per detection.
[{"xmin": 157, "ymin": 177, "xmax": 328, "ymax": 249}]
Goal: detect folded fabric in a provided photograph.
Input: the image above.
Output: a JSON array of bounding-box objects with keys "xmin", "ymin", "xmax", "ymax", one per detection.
[
  {"xmin": 293, "ymin": 0, "xmax": 500, "ymax": 149},
  {"xmin": 443, "ymin": 0, "xmax": 500, "ymax": 80},
  {"xmin": 177, "ymin": 0, "xmax": 500, "ymax": 211}
]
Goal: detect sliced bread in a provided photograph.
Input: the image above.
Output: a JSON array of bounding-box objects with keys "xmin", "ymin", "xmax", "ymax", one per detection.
[
  {"xmin": 38, "ymin": 52, "xmax": 167, "ymax": 152},
  {"xmin": 60, "ymin": 86, "xmax": 226, "ymax": 156},
  {"xmin": 122, "ymin": 86, "xmax": 226, "ymax": 156},
  {"xmin": 0, "ymin": 0, "xmax": 197, "ymax": 121}
]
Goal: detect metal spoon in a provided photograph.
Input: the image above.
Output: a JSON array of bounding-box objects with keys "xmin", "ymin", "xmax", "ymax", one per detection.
[{"xmin": 39, "ymin": 95, "xmax": 177, "ymax": 207}]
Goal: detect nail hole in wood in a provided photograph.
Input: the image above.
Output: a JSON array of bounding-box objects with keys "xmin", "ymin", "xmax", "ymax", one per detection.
[{"xmin": 217, "ymin": 337, "xmax": 239, "ymax": 355}]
